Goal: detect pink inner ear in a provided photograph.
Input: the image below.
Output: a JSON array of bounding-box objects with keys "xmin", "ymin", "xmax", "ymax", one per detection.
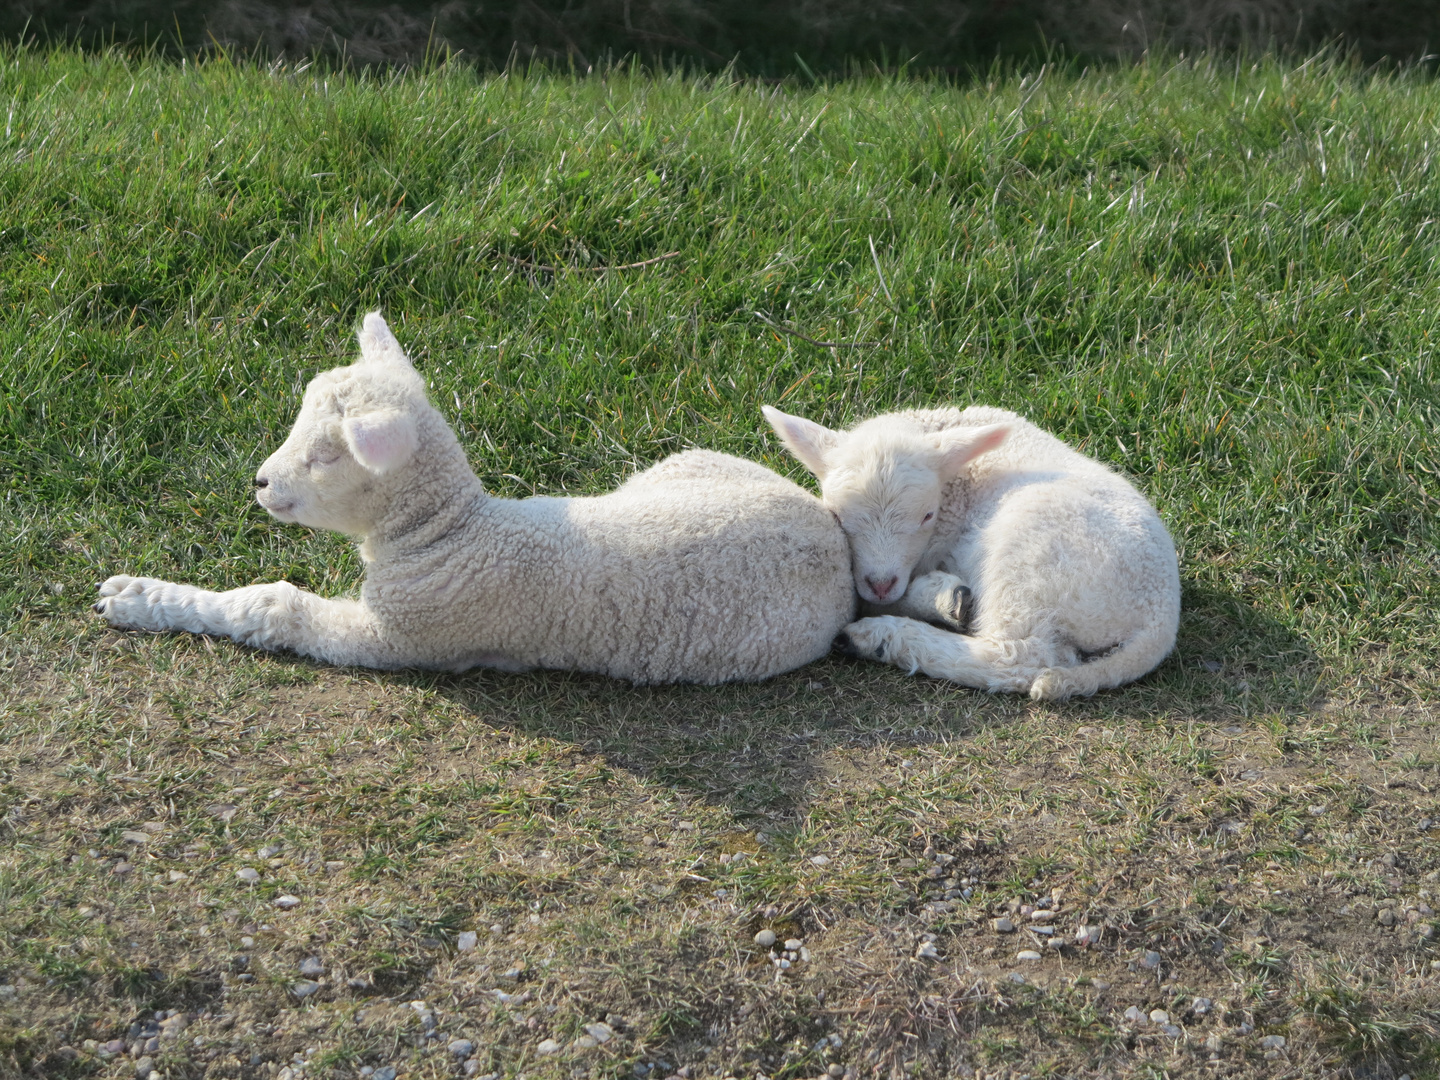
[
  {"xmin": 762, "ymin": 405, "xmax": 837, "ymax": 478},
  {"xmin": 344, "ymin": 412, "xmax": 417, "ymax": 472},
  {"xmin": 937, "ymin": 423, "xmax": 1008, "ymax": 476}
]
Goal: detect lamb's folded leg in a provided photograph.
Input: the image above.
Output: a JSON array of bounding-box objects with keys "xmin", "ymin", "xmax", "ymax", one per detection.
[
  {"xmin": 94, "ymin": 575, "xmax": 400, "ymax": 668},
  {"xmin": 857, "ymin": 570, "xmax": 973, "ymax": 633},
  {"xmin": 835, "ymin": 615, "xmax": 1041, "ymax": 694}
]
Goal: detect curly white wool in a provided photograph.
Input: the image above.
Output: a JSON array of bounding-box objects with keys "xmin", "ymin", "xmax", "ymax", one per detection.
[
  {"xmin": 95, "ymin": 313, "xmax": 855, "ymax": 684},
  {"xmin": 763, "ymin": 403, "xmax": 1180, "ymax": 700}
]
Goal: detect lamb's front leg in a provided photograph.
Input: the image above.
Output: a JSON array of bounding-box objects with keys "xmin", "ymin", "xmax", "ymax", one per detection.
[
  {"xmin": 858, "ymin": 570, "xmax": 973, "ymax": 633},
  {"xmin": 94, "ymin": 575, "xmax": 400, "ymax": 668}
]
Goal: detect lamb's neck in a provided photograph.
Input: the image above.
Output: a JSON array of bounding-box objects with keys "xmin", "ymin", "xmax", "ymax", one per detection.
[
  {"xmin": 361, "ymin": 459, "xmax": 488, "ymax": 563},
  {"xmin": 931, "ymin": 475, "xmax": 976, "ymax": 554}
]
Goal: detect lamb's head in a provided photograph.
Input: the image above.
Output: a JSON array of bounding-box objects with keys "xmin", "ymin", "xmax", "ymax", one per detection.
[
  {"xmin": 763, "ymin": 405, "xmax": 1008, "ymax": 605},
  {"xmin": 255, "ymin": 312, "xmax": 429, "ymax": 536}
]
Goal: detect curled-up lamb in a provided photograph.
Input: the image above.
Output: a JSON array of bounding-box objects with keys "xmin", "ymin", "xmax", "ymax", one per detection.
[
  {"xmin": 762, "ymin": 403, "xmax": 1180, "ymax": 700},
  {"xmin": 95, "ymin": 313, "xmax": 855, "ymax": 684}
]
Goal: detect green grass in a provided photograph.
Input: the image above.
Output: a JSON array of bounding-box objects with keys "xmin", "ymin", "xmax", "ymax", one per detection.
[{"xmin": 1, "ymin": 46, "xmax": 1438, "ymax": 1080}]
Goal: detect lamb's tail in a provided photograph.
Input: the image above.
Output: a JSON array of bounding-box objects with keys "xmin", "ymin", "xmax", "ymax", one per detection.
[{"xmin": 1027, "ymin": 612, "xmax": 1177, "ymax": 701}]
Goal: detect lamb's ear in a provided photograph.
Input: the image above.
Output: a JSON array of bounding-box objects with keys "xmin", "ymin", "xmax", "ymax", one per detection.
[
  {"xmin": 934, "ymin": 423, "xmax": 1008, "ymax": 479},
  {"xmin": 762, "ymin": 405, "xmax": 840, "ymax": 479},
  {"xmin": 342, "ymin": 408, "xmax": 418, "ymax": 473},
  {"xmin": 358, "ymin": 311, "xmax": 412, "ymax": 368}
]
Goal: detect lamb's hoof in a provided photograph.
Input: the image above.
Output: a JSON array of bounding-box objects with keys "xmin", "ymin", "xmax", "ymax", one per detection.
[
  {"xmin": 834, "ymin": 623, "xmax": 890, "ymax": 662},
  {"xmin": 94, "ymin": 575, "xmax": 167, "ymax": 630},
  {"xmin": 948, "ymin": 584, "xmax": 974, "ymax": 634},
  {"xmin": 833, "ymin": 629, "xmax": 886, "ymax": 661}
]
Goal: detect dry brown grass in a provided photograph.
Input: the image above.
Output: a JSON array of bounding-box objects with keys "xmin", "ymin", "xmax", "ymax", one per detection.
[{"xmin": 2, "ymin": 611, "xmax": 1436, "ymax": 1080}]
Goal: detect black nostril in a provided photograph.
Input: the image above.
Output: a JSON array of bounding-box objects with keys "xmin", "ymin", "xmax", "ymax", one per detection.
[{"xmin": 254, "ymin": 477, "xmax": 268, "ymax": 489}]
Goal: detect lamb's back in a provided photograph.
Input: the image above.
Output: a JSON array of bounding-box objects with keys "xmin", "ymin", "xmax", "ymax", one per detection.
[{"xmin": 559, "ymin": 450, "xmax": 854, "ymax": 682}]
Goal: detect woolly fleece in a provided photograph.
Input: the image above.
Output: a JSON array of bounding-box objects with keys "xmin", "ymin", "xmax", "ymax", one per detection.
[
  {"xmin": 95, "ymin": 313, "xmax": 855, "ymax": 684},
  {"xmin": 763, "ymin": 404, "xmax": 1180, "ymax": 700}
]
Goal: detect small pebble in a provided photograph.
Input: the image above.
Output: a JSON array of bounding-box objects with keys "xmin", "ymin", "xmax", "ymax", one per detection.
[
  {"xmin": 1124, "ymin": 1006, "xmax": 1147, "ymax": 1023},
  {"xmin": 828, "ymin": 1066, "xmax": 845, "ymax": 1078},
  {"xmin": 372, "ymin": 1067, "xmax": 398, "ymax": 1080},
  {"xmin": 236, "ymin": 868, "xmax": 260, "ymax": 882},
  {"xmin": 1016, "ymin": 950, "xmax": 1042, "ymax": 961},
  {"xmin": 1259, "ymin": 1034, "xmax": 1286, "ymax": 1050},
  {"xmin": 810, "ymin": 855, "xmax": 831, "ymax": 866},
  {"xmin": 584, "ymin": 1023, "xmax": 614, "ymax": 1044},
  {"xmin": 1159, "ymin": 1023, "xmax": 1182, "ymax": 1037},
  {"xmin": 457, "ymin": 931, "xmax": 478, "ymax": 952},
  {"xmin": 754, "ymin": 929, "xmax": 777, "ymax": 948},
  {"xmin": 112, "ymin": 862, "xmax": 133, "ymax": 876},
  {"xmin": 1141, "ymin": 950, "xmax": 1162, "ymax": 968},
  {"xmin": 133, "ymin": 1059, "xmax": 154, "ymax": 1080},
  {"xmin": 784, "ymin": 938, "xmax": 803, "ymax": 951},
  {"xmin": 992, "ymin": 918, "xmax": 1016, "ymax": 933},
  {"xmin": 274, "ymin": 895, "xmax": 301, "ymax": 910},
  {"xmin": 537, "ymin": 1039, "xmax": 561, "ymax": 1055},
  {"xmin": 159, "ymin": 1013, "xmax": 188, "ymax": 1037},
  {"xmin": 1378, "ymin": 908, "xmax": 1398, "ymax": 926},
  {"xmin": 1205, "ymin": 1034, "xmax": 1223, "ymax": 1051},
  {"xmin": 290, "ymin": 980, "xmax": 321, "ymax": 999},
  {"xmin": 1192, "ymin": 996, "xmax": 1212, "ymax": 1015},
  {"xmin": 449, "ymin": 1039, "xmax": 474, "ymax": 1058},
  {"xmin": 298, "ymin": 956, "xmax": 324, "ymax": 976},
  {"xmin": 573, "ymin": 1035, "xmax": 599, "ymax": 1049},
  {"xmin": 1149, "ymin": 1010, "xmax": 1170, "ymax": 1024}
]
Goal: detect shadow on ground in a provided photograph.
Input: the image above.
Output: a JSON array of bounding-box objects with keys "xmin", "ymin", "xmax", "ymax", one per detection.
[{"xmin": 420, "ymin": 576, "xmax": 1322, "ymax": 822}]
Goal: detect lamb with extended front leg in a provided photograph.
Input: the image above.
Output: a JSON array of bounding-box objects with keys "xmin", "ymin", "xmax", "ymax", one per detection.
[
  {"xmin": 762, "ymin": 403, "xmax": 1180, "ymax": 700},
  {"xmin": 95, "ymin": 313, "xmax": 855, "ymax": 684}
]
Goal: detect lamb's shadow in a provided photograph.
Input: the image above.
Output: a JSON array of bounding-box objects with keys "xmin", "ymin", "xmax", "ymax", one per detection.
[{"xmin": 415, "ymin": 577, "xmax": 1321, "ymax": 823}]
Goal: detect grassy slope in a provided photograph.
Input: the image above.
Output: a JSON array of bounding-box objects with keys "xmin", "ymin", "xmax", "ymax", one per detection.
[{"xmin": 0, "ymin": 49, "xmax": 1437, "ymax": 1079}]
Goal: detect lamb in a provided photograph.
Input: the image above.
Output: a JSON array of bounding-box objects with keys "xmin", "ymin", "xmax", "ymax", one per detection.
[
  {"xmin": 762, "ymin": 403, "xmax": 1180, "ymax": 700},
  {"xmin": 94, "ymin": 313, "xmax": 855, "ymax": 685}
]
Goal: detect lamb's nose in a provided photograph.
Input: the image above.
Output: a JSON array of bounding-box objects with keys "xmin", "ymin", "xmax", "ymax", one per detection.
[
  {"xmin": 254, "ymin": 475, "xmax": 269, "ymax": 489},
  {"xmin": 866, "ymin": 575, "xmax": 898, "ymax": 602}
]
